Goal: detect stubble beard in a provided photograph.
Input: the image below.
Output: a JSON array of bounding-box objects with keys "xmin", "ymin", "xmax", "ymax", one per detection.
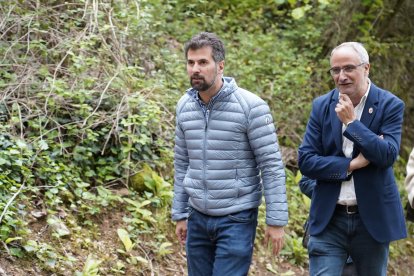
[{"xmin": 191, "ymin": 76, "xmax": 211, "ymax": 92}]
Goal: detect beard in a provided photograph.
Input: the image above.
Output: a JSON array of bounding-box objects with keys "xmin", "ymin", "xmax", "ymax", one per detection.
[
  {"xmin": 190, "ymin": 75, "xmax": 215, "ymax": 92},
  {"xmin": 191, "ymin": 76, "xmax": 209, "ymax": 91}
]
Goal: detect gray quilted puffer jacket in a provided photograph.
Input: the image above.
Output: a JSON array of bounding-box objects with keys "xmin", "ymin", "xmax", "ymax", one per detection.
[{"xmin": 172, "ymin": 77, "xmax": 288, "ymax": 226}]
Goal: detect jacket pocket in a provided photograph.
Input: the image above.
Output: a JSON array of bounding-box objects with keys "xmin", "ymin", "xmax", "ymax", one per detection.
[{"xmin": 227, "ymin": 208, "xmax": 258, "ymax": 223}]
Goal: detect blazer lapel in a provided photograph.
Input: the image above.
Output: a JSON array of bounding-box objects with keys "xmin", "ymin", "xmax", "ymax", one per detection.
[
  {"xmin": 330, "ymin": 90, "xmax": 343, "ymax": 150},
  {"xmin": 360, "ymin": 84, "xmax": 379, "ymax": 128},
  {"xmin": 352, "ymin": 83, "xmax": 379, "ymax": 158}
]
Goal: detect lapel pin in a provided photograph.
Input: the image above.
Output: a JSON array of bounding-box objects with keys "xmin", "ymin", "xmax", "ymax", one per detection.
[{"xmin": 368, "ymin": 107, "xmax": 373, "ymax": 114}]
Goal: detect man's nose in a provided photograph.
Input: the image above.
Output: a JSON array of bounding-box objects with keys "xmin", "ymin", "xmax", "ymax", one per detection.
[
  {"xmin": 192, "ymin": 63, "xmax": 201, "ymax": 72},
  {"xmin": 338, "ymin": 70, "xmax": 348, "ymax": 80}
]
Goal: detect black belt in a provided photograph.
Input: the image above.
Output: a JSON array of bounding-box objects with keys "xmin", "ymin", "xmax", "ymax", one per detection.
[{"xmin": 336, "ymin": 204, "xmax": 358, "ymax": 214}]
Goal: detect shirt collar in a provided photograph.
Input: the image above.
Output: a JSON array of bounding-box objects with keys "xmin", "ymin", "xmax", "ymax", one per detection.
[
  {"xmin": 194, "ymin": 78, "xmax": 224, "ymax": 105},
  {"xmin": 339, "ymin": 78, "xmax": 371, "ymax": 106},
  {"xmin": 361, "ymin": 78, "xmax": 371, "ymax": 103}
]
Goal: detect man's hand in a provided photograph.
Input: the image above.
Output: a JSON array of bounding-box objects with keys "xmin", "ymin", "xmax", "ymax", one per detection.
[
  {"xmin": 264, "ymin": 225, "xmax": 285, "ymax": 255},
  {"xmin": 348, "ymin": 135, "xmax": 383, "ymax": 173},
  {"xmin": 175, "ymin": 220, "xmax": 187, "ymax": 245},
  {"xmin": 349, "ymin": 152, "xmax": 370, "ymax": 172},
  {"xmin": 335, "ymin": 94, "xmax": 356, "ymax": 125}
]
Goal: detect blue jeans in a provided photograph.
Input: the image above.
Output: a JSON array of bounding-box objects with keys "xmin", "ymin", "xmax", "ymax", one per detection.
[
  {"xmin": 308, "ymin": 208, "xmax": 389, "ymax": 276},
  {"xmin": 186, "ymin": 207, "xmax": 258, "ymax": 276}
]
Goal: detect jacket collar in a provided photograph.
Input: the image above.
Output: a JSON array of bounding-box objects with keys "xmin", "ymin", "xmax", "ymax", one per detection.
[{"xmin": 186, "ymin": 77, "xmax": 238, "ymax": 101}]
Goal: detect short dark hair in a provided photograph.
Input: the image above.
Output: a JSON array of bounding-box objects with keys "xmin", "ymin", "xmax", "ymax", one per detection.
[{"xmin": 184, "ymin": 32, "xmax": 225, "ymax": 62}]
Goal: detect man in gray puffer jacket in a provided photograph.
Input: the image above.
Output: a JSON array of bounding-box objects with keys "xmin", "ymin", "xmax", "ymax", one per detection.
[{"xmin": 172, "ymin": 32, "xmax": 288, "ymax": 276}]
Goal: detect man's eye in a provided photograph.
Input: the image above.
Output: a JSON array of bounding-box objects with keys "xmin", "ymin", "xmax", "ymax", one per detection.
[
  {"xmin": 331, "ymin": 68, "xmax": 340, "ymax": 74},
  {"xmin": 344, "ymin": 65, "xmax": 356, "ymax": 72}
]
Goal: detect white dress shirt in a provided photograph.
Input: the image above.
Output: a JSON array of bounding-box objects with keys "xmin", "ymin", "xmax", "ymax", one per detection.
[{"xmin": 337, "ymin": 80, "xmax": 371, "ymax": 206}]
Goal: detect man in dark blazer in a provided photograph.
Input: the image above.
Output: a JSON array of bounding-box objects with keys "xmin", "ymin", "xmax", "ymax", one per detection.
[{"xmin": 298, "ymin": 42, "xmax": 407, "ymax": 276}]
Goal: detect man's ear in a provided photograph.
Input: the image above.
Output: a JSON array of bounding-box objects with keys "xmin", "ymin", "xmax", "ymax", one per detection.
[
  {"xmin": 364, "ymin": 63, "xmax": 370, "ymax": 77},
  {"xmin": 218, "ymin": 60, "xmax": 225, "ymax": 74}
]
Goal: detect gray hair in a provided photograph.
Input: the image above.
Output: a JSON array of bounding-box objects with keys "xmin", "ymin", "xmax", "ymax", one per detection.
[
  {"xmin": 184, "ymin": 32, "xmax": 225, "ymax": 62},
  {"xmin": 330, "ymin": 42, "xmax": 369, "ymax": 64}
]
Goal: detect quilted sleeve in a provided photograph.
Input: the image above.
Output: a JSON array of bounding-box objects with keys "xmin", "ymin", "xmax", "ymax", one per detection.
[
  {"xmin": 171, "ymin": 103, "xmax": 190, "ymax": 221},
  {"xmin": 247, "ymin": 100, "xmax": 288, "ymax": 226}
]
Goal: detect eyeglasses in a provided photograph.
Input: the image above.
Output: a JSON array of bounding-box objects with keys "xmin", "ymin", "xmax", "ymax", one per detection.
[{"xmin": 328, "ymin": 63, "xmax": 366, "ymax": 76}]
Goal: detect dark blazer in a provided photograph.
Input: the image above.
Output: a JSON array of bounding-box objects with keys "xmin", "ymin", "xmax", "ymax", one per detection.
[
  {"xmin": 299, "ymin": 175, "xmax": 316, "ymax": 199},
  {"xmin": 298, "ymin": 83, "xmax": 407, "ymax": 243}
]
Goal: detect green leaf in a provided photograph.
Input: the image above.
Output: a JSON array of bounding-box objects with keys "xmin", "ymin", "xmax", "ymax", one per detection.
[
  {"xmin": 45, "ymin": 258, "xmax": 57, "ymax": 268},
  {"xmin": 292, "ymin": 7, "xmax": 305, "ymax": 19},
  {"xmin": 158, "ymin": 242, "xmax": 173, "ymax": 256},
  {"xmin": 5, "ymin": 237, "xmax": 22, "ymax": 244},
  {"xmin": 318, "ymin": 0, "xmax": 331, "ymax": 5},
  {"xmin": 117, "ymin": 228, "xmax": 134, "ymax": 252},
  {"xmin": 266, "ymin": 263, "xmax": 278, "ymax": 273},
  {"xmin": 82, "ymin": 255, "xmax": 102, "ymax": 276},
  {"xmin": 0, "ymin": 157, "xmax": 8, "ymax": 165},
  {"xmin": 281, "ymin": 271, "xmax": 296, "ymax": 276},
  {"xmin": 23, "ymin": 240, "xmax": 38, "ymax": 253},
  {"xmin": 9, "ymin": 247, "xmax": 24, "ymax": 258},
  {"xmin": 136, "ymin": 256, "xmax": 148, "ymax": 264},
  {"xmin": 39, "ymin": 140, "xmax": 49, "ymax": 150},
  {"xmin": 16, "ymin": 140, "xmax": 27, "ymax": 149}
]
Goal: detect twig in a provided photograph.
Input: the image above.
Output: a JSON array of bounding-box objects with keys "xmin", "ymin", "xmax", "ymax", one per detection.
[
  {"xmin": 137, "ymin": 243, "xmax": 155, "ymax": 276},
  {"xmin": 43, "ymin": 26, "xmax": 88, "ymax": 116},
  {"xmin": 31, "ymin": 120, "xmax": 83, "ymax": 142},
  {"xmin": 101, "ymin": 94, "xmax": 127, "ymax": 155},
  {"xmin": 1, "ymin": 240, "xmax": 12, "ymax": 260},
  {"xmin": 0, "ymin": 265, "xmax": 7, "ymax": 276},
  {"xmin": 125, "ymin": 98, "xmax": 132, "ymax": 189},
  {"xmin": 369, "ymin": 7, "xmax": 383, "ymax": 32},
  {"xmin": 15, "ymin": 101, "xmax": 24, "ymax": 139},
  {"xmin": 1, "ymin": 17, "xmax": 35, "ymax": 64},
  {"xmin": 103, "ymin": 180, "xmax": 126, "ymax": 189},
  {"xmin": 25, "ymin": 16, "xmax": 33, "ymax": 57},
  {"xmin": 2, "ymin": 65, "xmax": 32, "ymax": 102},
  {"xmin": 0, "ymin": 5, "xmax": 16, "ymax": 37},
  {"xmin": 82, "ymin": 0, "xmax": 89, "ymax": 20},
  {"xmin": 107, "ymin": 8, "xmax": 121, "ymax": 56},
  {"xmin": 0, "ymin": 180, "xmax": 26, "ymax": 225},
  {"xmin": 98, "ymin": 32, "xmax": 123, "ymax": 65},
  {"xmin": 82, "ymin": 71, "xmax": 119, "ymax": 127}
]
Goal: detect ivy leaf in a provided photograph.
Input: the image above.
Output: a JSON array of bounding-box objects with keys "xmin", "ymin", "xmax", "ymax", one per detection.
[
  {"xmin": 0, "ymin": 157, "xmax": 8, "ymax": 165},
  {"xmin": 16, "ymin": 139, "xmax": 27, "ymax": 149},
  {"xmin": 47, "ymin": 215, "xmax": 71, "ymax": 237},
  {"xmin": 9, "ymin": 247, "xmax": 24, "ymax": 258},
  {"xmin": 23, "ymin": 240, "xmax": 38, "ymax": 252},
  {"xmin": 39, "ymin": 140, "xmax": 49, "ymax": 150}
]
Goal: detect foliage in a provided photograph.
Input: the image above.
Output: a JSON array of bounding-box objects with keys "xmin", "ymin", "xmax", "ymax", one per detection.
[
  {"xmin": 319, "ymin": 0, "xmax": 414, "ymax": 150},
  {"xmin": 255, "ymin": 169, "xmax": 309, "ymax": 268},
  {"xmin": 75, "ymin": 255, "xmax": 102, "ymax": 276},
  {"xmin": 0, "ymin": 0, "xmax": 175, "ymax": 272},
  {"xmin": 0, "ymin": 0, "xmax": 413, "ymax": 274},
  {"xmin": 129, "ymin": 163, "xmax": 173, "ymax": 206},
  {"xmin": 151, "ymin": 0, "xmax": 339, "ymax": 149}
]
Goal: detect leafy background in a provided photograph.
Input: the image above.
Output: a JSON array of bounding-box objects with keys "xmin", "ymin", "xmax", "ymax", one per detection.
[{"xmin": 0, "ymin": 0, "xmax": 413, "ymax": 275}]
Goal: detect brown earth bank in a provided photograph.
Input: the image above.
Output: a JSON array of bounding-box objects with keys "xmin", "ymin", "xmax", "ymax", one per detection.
[
  {"xmin": 0, "ymin": 209, "xmax": 413, "ymax": 276},
  {"xmin": 2, "ymin": 251, "xmax": 413, "ymax": 275}
]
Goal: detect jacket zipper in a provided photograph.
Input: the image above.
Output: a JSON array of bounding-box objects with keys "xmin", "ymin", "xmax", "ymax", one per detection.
[{"xmin": 202, "ymin": 100, "xmax": 215, "ymax": 212}]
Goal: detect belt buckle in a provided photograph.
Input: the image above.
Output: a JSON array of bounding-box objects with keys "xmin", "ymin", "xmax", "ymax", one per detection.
[{"xmin": 346, "ymin": 205, "xmax": 356, "ymax": 215}]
